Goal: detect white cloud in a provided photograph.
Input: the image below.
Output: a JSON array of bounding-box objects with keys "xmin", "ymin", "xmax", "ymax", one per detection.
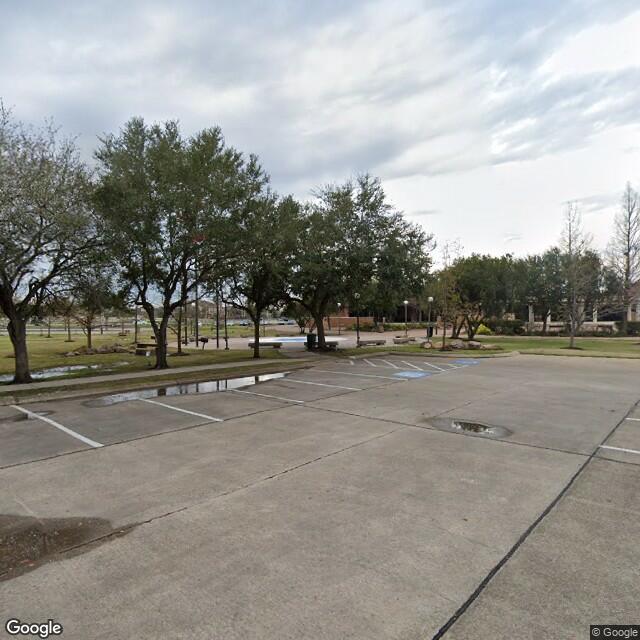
[{"xmin": 1, "ymin": 0, "xmax": 639, "ymax": 255}]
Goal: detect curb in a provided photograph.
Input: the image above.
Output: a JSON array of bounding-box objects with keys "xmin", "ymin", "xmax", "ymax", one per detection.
[{"xmin": 0, "ymin": 361, "xmax": 312, "ymax": 405}]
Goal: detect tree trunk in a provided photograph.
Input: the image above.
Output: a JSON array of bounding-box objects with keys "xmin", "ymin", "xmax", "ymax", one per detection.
[
  {"xmin": 66, "ymin": 318, "xmax": 73, "ymax": 342},
  {"xmin": 313, "ymin": 311, "xmax": 327, "ymax": 349},
  {"xmin": 154, "ymin": 317, "xmax": 170, "ymax": 369},
  {"xmin": 253, "ymin": 313, "xmax": 261, "ymax": 359},
  {"xmin": 8, "ymin": 315, "xmax": 32, "ymax": 383},
  {"xmin": 87, "ymin": 324, "xmax": 92, "ymax": 349}
]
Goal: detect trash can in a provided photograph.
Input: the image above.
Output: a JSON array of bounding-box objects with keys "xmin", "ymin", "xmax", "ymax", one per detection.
[{"xmin": 306, "ymin": 333, "xmax": 316, "ymax": 350}]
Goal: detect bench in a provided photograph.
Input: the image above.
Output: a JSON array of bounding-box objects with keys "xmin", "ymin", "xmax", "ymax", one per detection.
[
  {"xmin": 324, "ymin": 340, "xmax": 339, "ymax": 351},
  {"xmin": 248, "ymin": 341, "xmax": 282, "ymax": 349},
  {"xmin": 392, "ymin": 336, "xmax": 417, "ymax": 345},
  {"xmin": 357, "ymin": 339, "xmax": 386, "ymax": 347},
  {"xmin": 135, "ymin": 342, "xmax": 157, "ymax": 356}
]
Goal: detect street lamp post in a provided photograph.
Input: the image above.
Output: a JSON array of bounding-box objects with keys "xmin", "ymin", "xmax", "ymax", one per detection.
[
  {"xmin": 427, "ymin": 296, "xmax": 434, "ymax": 339},
  {"xmin": 216, "ymin": 284, "xmax": 220, "ymax": 349},
  {"xmin": 354, "ymin": 293, "xmax": 361, "ymax": 345},
  {"xmin": 194, "ymin": 264, "xmax": 199, "ymax": 346},
  {"xmin": 224, "ymin": 299, "xmax": 229, "ymax": 350},
  {"xmin": 403, "ymin": 300, "xmax": 409, "ymax": 337},
  {"xmin": 337, "ymin": 302, "xmax": 342, "ymax": 336}
]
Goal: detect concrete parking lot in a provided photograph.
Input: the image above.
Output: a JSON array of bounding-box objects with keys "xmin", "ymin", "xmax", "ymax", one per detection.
[{"xmin": 1, "ymin": 354, "xmax": 639, "ymax": 639}]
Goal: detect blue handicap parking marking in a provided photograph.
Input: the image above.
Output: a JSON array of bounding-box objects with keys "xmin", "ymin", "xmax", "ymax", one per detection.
[
  {"xmin": 454, "ymin": 359, "xmax": 479, "ymax": 365},
  {"xmin": 394, "ymin": 370, "xmax": 432, "ymax": 379}
]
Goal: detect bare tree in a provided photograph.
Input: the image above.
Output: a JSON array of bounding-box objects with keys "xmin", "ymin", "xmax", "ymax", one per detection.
[
  {"xmin": 560, "ymin": 202, "xmax": 591, "ymax": 348},
  {"xmin": 0, "ymin": 105, "xmax": 98, "ymax": 382},
  {"xmin": 607, "ymin": 183, "xmax": 640, "ymax": 332}
]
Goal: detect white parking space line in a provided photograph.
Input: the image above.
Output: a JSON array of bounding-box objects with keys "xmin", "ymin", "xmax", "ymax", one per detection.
[
  {"xmin": 313, "ymin": 369, "xmax": 405, "ymax": 381},
  {"xmin": 139, "ymin": 398, "xmax": 224, "ymax": 422},
  {"xmin": 229, "ymin": 389, "xmax": 304, "ymax": 404},
  {"xmin": 380, "ymin": 359, "xmax": 401, "ymax": 369},
  {"xmin": 11, "ymin": 405, "xmax": 103, "ymax": 449},
  {"xmin": 401, "ymin": 360, "xmax": 424, "ymax": 371},
  {"xmin": 286, "ymin": 379, "xmax": 361, "ymax": 391},
  {"xmin": 599, "ymin": 444, "xmax": 640, "ymax": 456},
  {"xmin": 422, "ymin": 361, "xmax": 447, "ymax": 372},
  {"xmin": 626, "ymin": 418, "xmax": 640, "ymax": 422},
  {"xmin": 363, "ymin": 359, "xmax": 378, "ymax": 367}
]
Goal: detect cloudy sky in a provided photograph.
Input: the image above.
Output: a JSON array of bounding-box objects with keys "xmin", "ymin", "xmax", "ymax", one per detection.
[{"xmin": 2, "ymin": 0, "xmax": 639, "ymax": 256}]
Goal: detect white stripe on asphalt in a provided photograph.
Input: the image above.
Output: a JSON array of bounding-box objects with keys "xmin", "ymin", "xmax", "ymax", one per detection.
[
  {"xmin": 401, "ymin": 360, "xmax": 424, "ymax": 371},
  {"xmin": 626, "ymin": 418, "xmax": 640, "ymax": 422},
  {"xmin": 139, "ymin": 398, "xmax": 223, "ymax": 422},
  {"xmin": 422, "ymin": 361, "xmax": 447, "ymax": 372},
  {"xmin": 230, "ymin": 389, "xmax": 304, "ymax": 403},
  {"xmin": 363, "ymin": 359, "xmax": 378, "ymax": 367},
  {"xmin": 380, "ymin": 359, "xmax": 401, "ymax": 369},
  {"xmin": 285, "ymin": 378, "xmax": 361, "ymax": 391},
  {"xmin": 599, "ymin": 444, "xmax": 640, "ymax": 456},
  {"xmin": 11, "ymin": 405, "xmax": 103, "ymax": 448},
  {"xmin": 312, "ymin": 369, "xmax": 405, "ymax": 381}
]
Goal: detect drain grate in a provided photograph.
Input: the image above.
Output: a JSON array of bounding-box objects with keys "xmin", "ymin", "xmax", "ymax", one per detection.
[
  {"xmin": 451, "ymin": 420, "xmax": 492, "ymax": 433},
  {"xmin": 426, "ymin": 417, "xmax": 512, "ymax": 438}
]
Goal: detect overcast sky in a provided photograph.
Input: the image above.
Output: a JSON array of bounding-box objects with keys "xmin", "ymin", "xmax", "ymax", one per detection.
[{"xmin": 2, "ymin": 0, "xmax": 639, "ymax": 256}]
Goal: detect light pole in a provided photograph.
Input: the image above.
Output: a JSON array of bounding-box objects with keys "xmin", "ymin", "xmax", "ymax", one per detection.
[
  {"xmin": 194, "ymin": 265, "xmax": 199, "ymax": 345},
  {"xmin": 134, "ymin": 298, "xmax": 143, "ymax": 344},
  {"xmin": 224, "ymin": 299, "xmax": 229, "ymax": 350},
  {"xmin": 403, "ymin": 300, "xmax": 409, "ymax": 337},
  {"xmin": 216, "ymin": 284, "xmax": 220, "ymax": 349},
  {"xmin": 191, "ymin": 302, "xmax": 196, "ymax": 341},
  {"xmin": 182, "ymin": 302, "xmax": 188, "ymax": 345},
  {"xmin": 337, "ymin": 302, "xmax": 342, "ymax": 336},
  {"xmin": 427, "ymin": 296, "xmax": 434, "ymax": 339},
  {"xmin": 354, "ymin": 293, "xmax": 361, "ymax": 345}
]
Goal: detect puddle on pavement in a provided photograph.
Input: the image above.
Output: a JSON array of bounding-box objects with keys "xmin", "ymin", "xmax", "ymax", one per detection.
[
  {"xmin": 427, "ymin": 417, "xmax": 512, "ymax": 439},
  {"xmin": 0, "ymin": 362, "xmax": 131, "ymax": 383},
  {"xmin": 0, "ymin": 514, "xmax": 133, "ymax": 581},
  {"xmin": 84, "ymin": 372, "xmax": 289, "ymax": 407}
]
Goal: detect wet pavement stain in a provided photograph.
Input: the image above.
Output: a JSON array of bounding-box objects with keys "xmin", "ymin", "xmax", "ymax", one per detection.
[{"xmin": 0, "ymin": 514, "xmax": 134, "ymax": 581}]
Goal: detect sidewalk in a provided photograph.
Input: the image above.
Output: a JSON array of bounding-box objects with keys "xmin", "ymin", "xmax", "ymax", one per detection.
[{"xmin": 0, "ymin": 358, "xmax": 294, "ymax": 395}]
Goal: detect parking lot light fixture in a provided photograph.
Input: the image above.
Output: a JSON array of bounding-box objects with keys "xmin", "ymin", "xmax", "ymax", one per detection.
[
  {"xmin": 337, "ymin": 302, "xmax": 342, "ymax": 335},
  {"xmin": 354, "ymin": 293, "xmax": 361, "ymax": 344},
  {"xmin": 404, "ymin": 300, "xmax": 409, "ymax": 337}
]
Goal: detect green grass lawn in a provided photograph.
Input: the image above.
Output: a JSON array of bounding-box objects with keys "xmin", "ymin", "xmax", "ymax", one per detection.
[
  {"xmin": 475, "ymin": 335, "xmax": 640, "ymax": 357},
  {"xmin": 334, "ymin": 335, "xmax": 640, "ymax": 359},
  {"xmin": 0, "ymin": 332, "xmax": 284, "ymax": 383}
]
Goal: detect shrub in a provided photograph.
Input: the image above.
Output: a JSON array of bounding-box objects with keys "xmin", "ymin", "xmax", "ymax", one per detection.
[
  {"xmin": 475, "ymin": 323, "xmax": 492, "ymax": 335},
  {"xmin": 382, "ymin": 322, "xmax": 430, "ymax": 331},
  {"xmin": 484, "ymin": 319, "xmax": 525, "ymax": 335},
  {"xmin": 615, "ymin": 321, "xmax": 640, "ymax": 336}
]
